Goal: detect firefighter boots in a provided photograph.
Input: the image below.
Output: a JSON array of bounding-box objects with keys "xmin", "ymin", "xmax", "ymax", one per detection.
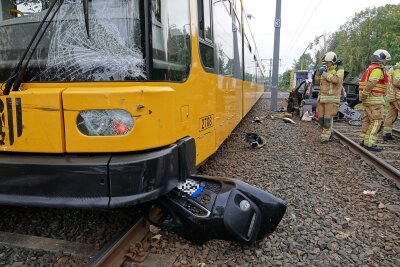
[{"xmin": 383, "ymin": 133, "xmax": 394, "ymax": 141}]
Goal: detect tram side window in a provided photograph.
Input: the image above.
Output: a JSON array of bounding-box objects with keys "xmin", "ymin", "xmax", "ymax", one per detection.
[
  {"xmin": 213, "ymin": 0, "xmax": 234, "ymax": 76},
  {"xmin": 198, "ymin": 0, "xmax": 214, "ymax": 70},
  {"xmin": 233, "ymin": 14, "xmax": 242, "ymax": 79},
  {"xmin": 244, "ymin": 36, "xmax": 255, "ymax": 82},
  {"xmin": 151, "ymin": 0, "xmax": 191, "ymax": 82},
  {"xmin": 261, "ymin": 69, "xmax": 266, "ymax": 85},
  {"xmin": 256, "ymin": 66, "xmax": 264, "ymax": 84},
  {"xmin": 203, "ymin": 0, "xmax": 212, "ymax": 41}
]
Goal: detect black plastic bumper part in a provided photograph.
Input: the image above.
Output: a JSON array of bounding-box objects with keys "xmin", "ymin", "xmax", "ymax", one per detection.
[
  {"xmin": 157, "ymin": 175, "xmax": 287, "ymax": 245},
  {"xmin": 0, "ymin": 137, "xmax": 196, "ymax": 208}
]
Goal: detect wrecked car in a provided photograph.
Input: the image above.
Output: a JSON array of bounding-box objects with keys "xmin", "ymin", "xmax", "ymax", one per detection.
[{"xmin": 287, "ymin": 70, "xmax": 361, "ymax": 120}]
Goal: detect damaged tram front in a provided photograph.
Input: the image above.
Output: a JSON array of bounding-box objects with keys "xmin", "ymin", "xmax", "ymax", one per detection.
[{"xmin": 0, "ymin": 0, "xmax": 286, "ymax": 245}]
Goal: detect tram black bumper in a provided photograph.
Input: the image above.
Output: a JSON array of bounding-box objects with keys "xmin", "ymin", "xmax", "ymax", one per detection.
[{"xmin": 0, "ymin": 137, "xmax": 196, "ymax": 208}]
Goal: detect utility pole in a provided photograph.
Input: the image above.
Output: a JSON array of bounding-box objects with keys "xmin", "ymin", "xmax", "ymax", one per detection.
[
  {"xmin": 261, "ymin": 58, "xmax": 273, "ymax": 88},
  {"xmin": 300, "ymin": 42, "xmax": 312, "ymax": 70},
  {"xmin": 271, "ymin": 0, "xmax": 281, "ymax": 111},
  {"xmin": 261, "ymin": 58, "xmax": 273, "ymax": 87},
  {"xmin": 315, "ymin": 32, "xmax": 327, "ymax": 62}
]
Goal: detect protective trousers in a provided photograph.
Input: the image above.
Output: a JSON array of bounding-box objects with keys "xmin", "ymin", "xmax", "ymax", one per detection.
[
  {"xmin": 383, "ymin": 100, "xmax": 400, "ymax": 135},
  {"xmin": 360, "ymin": 105, "xmax": 384, "ymax": 147},
  {"xmin": 316, "ymin": 102, "xmax": 338, "ymax": 141}
]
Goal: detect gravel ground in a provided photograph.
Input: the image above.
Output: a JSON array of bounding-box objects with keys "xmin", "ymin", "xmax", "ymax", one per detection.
[
  {"xmin": 147, "ymin": 97, "xmax": 400, "ymax": 267},
  {"xmin": 0, "ymin": 207, "xmax": 136, "ymax": 243},
  {"xmin": 1, "ymin": 97, "xmax": 399, "ymax": 267},
  {"xmin": 0, "ymin": 207, "xmax": 138, "ymax": 266}
]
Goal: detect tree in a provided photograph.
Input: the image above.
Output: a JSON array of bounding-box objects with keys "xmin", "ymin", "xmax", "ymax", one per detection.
[
  {"xmin": 292, "ymin": 53, "xmax": 313, "ymax": 71},
  {"xmin": 279, "ymin": 69, "xmax": 291, "ymax": 91},
  {"xmin": 327, "ymin": 4, "xmax": 400, "ymax": 82}
]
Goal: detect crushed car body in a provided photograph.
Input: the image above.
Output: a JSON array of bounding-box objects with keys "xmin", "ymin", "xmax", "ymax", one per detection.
[{"xmin": 287, "ymin": 69, "xmax": 361, "ymax": 121}]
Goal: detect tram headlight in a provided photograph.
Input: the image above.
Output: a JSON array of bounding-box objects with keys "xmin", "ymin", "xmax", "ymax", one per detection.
[{"xmin": 77, "ymin": 109, "xmax": 133, "ymax": 136}]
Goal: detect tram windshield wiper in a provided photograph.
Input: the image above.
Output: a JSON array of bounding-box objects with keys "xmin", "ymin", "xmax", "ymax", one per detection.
[
  {"xmin": 83, "ymin": 0, "xmax": 90, "ymax": 39},
  {"xmin": 3, "ymin": 0, "xmax": 65, "ymax": 95}
]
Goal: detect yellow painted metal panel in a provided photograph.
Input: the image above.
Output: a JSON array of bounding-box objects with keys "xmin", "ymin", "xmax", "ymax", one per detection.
[
  {"xmin": 242, "ymin": 80, "xmax": 256, "ymax": 117},
  {"xmin": 183, "ymin": 70, "xmax": 217, "ymax": 164},
  {"xmin": 62, "ymin": 86, "xmax": 177, "ymax": 152},
  {"xmin": 215, "ymin": 76, "xmax": 243, "ymax": 149},
  {"xmin": 0, "ymin": 89, "xmax": 65, "ymax": 153}
]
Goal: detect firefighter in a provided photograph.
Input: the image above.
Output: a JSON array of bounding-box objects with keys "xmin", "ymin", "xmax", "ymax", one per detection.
[
  {"xmin": 383, "ymin": 62, "xmax": 400, "ymax": 141},
  {"xmin": 358, "ymin": 49, "xmax": 391, "ymax": 151},
  {"xmin": 315, "ymin": 51, "xmax": 344, "ymax": 143}
]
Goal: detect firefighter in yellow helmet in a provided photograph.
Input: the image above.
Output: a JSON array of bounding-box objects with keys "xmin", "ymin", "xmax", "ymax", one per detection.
[
  {"xmin": 358, "ymin": 49, "xmax": 391, "ymax": 152},
  {"xmin": 383, "ymin": 62, "xmax": 400, "ymax": 141},
  {"xmin": 315, "ymin": 51, "xmax": 344, "ymax": 143}
]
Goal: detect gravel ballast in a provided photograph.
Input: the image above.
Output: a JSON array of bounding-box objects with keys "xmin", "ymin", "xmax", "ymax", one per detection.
[{"xmin": 149, "ymin": 97, "xmax": 400, "ymax": 267}]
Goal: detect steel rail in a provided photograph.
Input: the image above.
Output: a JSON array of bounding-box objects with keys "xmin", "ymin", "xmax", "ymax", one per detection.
[
  {"xmin": 85, "ymin": 208, "xmax": 160, "ymax": 267},
  {"xmin": 392, "ymin": 128, "xmax": 400, "ymax": 138},
  {"xmin": 333, "ymin": 129, "xmax": 400, "ymax": 184}
]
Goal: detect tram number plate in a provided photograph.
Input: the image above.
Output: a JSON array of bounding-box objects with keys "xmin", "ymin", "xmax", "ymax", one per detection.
[{"xmin": 199, "ymin": 115, "xmax": 214, "ymax": 132}]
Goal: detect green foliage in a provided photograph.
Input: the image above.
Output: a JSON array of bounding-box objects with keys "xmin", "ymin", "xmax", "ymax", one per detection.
[
  {"xmin": 292, "ymin": 53, "xmax": 313, "ymax": 71},
  {"xmin": 279, "ymin": 69, "xmax": 291, "ymax": 90},
  {"xmin": 327, "ymin": 4, "xmax": 400, "ymax": 82}
]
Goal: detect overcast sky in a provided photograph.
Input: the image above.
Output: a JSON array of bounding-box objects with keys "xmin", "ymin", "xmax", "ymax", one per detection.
[{"xmin": 243, "ymin": 0, "xmax": 399, "ymax": 73}]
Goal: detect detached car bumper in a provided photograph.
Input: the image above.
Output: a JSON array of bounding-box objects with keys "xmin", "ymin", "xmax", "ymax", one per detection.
[
  {"xmin": 0, "ymin": 137, "xmax": 196, "ymax": 208},
  {"xmin": 158, "ymin": 175, "xmax": 287, "ymax": 245}
]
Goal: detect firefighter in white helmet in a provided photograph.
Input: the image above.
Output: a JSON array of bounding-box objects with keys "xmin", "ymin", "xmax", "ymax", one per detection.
[
  {"xmin": 383, "ymin": 61, "xmax": 400, "ymax": 141},
  {"xmin": 358, "ymin": 49, "xmax": 391, "ymax": 151},
  {"xmin": 315, "ymin": 51, "xmax": 345, "ymax": 143}
]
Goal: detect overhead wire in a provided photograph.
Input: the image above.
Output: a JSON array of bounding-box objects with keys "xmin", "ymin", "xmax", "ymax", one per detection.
[
  {"xmin": 286, "ymin": 0, "xmax": 314, "ymax": 51},
  {"xmin": 286, "ymin": 0, "xmax": 323, "ymax": 54}
]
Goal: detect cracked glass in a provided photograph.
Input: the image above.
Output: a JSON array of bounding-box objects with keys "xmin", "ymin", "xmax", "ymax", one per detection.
[{"xmin": 0, "ymin": 0, "xmax": 146, "ymax": 82}]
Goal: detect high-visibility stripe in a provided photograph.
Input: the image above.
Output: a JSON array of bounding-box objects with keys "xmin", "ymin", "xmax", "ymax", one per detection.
[
  {"xmin": 386, "ymin": 91, "xmax": 396, "ymax": 102},
  {"xmin": 363, "ymin": 97, "xmax": 385, "ymax": 105},
  {"xmin": 366, "ymin": 120, "xmax": 380, "ymax": 147},
  {"xmin": 358, "ymin": 64, "xmax": 387, "ymax": 98},
  {"xmin": 388, "ymin": 67, "xmax": 400, "ymax": 100},
  {"xmin": 318, "ymin": 95, "xmax": 340, "ymax": 103},
  {"xmin": 359, "ymin": 133, "xmax": 365, "ymax": 143},
  {"xmin": 321, "ymin": 128, "xmax": 332, "ymax": 141},
  {"xmin": 371, "ymin": 89, "xmax": 385, "ymax": 94},
  {"xmin": 383, "ymin": 127, "xmax": 392, "ymax": 134}
]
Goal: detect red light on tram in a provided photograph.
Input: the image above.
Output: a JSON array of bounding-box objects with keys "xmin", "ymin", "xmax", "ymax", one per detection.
[
  {"xmin": 112, "ymin": 120, "xmax": 129, "ymax": 135},
  {"xmin": 77, "ymin": 109, "xmax": 133, "ymax": 136}
]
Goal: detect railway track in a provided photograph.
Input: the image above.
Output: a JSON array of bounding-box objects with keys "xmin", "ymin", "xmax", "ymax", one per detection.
[
  {"xmin": 333, "ymin": 123, "xmax": 400, "ymax": 184},
  {"xmin": 0, "ymin": 206, "xmax": 166, "ymax": 266},
  {"xmin": 86, "ymin": 208, "xmax": 162, "ymax": 267},
  {"xmin": 393, "ymin": 128, "xmax": 400, "ymax": 138}
]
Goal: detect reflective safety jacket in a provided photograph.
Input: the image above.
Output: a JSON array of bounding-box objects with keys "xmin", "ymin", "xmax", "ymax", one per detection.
[
  {"xmin": 315, "ymin": 64, "xmax": 344, "ymax": 103},
  {"xmin": 358, "ymin": 64, "xmax": 388, "ymax": 105},
  {"xmin": 386, "ymin": 63, "xmax": 400, "ymax": 102}
]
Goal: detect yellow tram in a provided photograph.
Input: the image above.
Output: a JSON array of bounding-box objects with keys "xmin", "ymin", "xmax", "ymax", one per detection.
[{"xmin": 0, "ymin": 0, "xmax": 266, "ymax": 208}]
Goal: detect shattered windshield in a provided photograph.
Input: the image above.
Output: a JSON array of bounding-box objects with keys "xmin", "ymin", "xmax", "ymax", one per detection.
[{"xmin": 0, "ymin": 0, "xmax": 146, "ymax": 82}]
